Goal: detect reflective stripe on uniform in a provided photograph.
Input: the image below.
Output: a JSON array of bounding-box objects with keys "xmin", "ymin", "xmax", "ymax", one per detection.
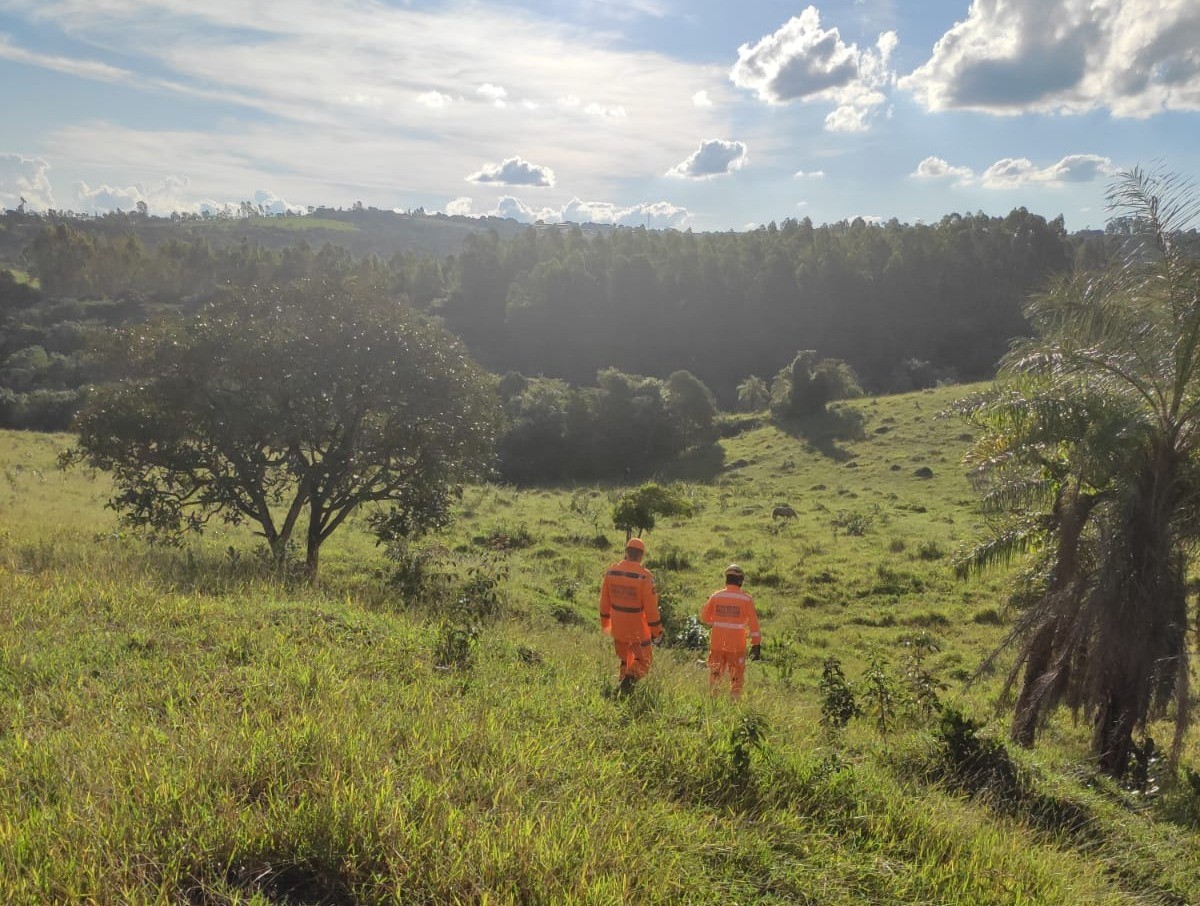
[
  {"xmin": 607, "ymin": 570, "xmax": 646, "ymax": 580},
  {"xmin": 711, "ymin": 591, "xmax": 751, "ymax": 601},
  {"xmin": 712, "ymin": 621, "xmax": 746, "ymax": 629},
  {"xmin": 612, "ymin": 604, "xmax": 643, "ymax": 613}
]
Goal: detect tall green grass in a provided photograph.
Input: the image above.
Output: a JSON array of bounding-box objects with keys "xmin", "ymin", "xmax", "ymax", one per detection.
[{"xmin": 1, "ymin": 385, "xmax": 1197, "ymax": 904}]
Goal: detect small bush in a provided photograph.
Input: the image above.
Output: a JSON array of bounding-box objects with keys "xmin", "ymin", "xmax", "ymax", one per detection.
[
  {"xmin": 433, "ymin": 623, "xmax": 478, "ymax": 671},
  {"xmin": 819, "ymin": 657, "xmax": 860, "ymax": 731},
  {"xmin": 473, "ymin": 524, "xmax": 535, "ymax": 551},
  {"xmin": 972, "ymin": 607, "xmax": 1003, "ymax": 625},
  {"xmin": 672, "ymin": 615, "xmax": 708, "ymax": 651},
  {"xmin": 916, "ymin": 539, "xmax": 946, "ymax": 560},
  {"xmin": 831, "ymin": 510, "xmax": 873, "ymax": 536},
  {"xmin": 935, "ymin": 707, "xmax": 1019, "ymax": 798},
  {"xmin": 649, "ymin": 544, "xmax": 692, "ymax": 571}
]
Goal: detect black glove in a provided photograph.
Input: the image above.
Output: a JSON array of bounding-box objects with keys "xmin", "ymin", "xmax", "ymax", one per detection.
[{"xmin": 750, "ymin": 644, "xmax": 762, "ymax": 661}]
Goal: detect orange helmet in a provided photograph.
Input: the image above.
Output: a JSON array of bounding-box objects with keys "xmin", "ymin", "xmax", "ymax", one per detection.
[
  {"xmin": 626, "ymin": 537, "xmax": 646, "ymax": 553},
  {"xmin": 725, "ymin": 563, "xmax": 745, "ymax": 580}
]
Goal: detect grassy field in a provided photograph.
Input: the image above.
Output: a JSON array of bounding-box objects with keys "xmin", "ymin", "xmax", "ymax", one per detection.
[{"xmin": 2, "ymin": 384, "xmax": 1198, "ymax": 904}]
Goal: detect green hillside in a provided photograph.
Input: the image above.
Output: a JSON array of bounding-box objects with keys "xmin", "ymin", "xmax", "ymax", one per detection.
[{"xmin": 2, "ymin": 384, "xmax": 1198, "ymax": 904}]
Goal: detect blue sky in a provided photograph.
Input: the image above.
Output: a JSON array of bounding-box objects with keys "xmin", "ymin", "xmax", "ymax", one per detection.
[{"xmin": 1, "ymin": 0, "xmax": 1198, "ymax": 231}]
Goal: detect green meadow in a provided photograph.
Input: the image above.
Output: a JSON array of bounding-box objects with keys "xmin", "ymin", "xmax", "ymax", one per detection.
[{"xmin": 2, "ymin": 383, "xmax": 1198, "ymax": 904}]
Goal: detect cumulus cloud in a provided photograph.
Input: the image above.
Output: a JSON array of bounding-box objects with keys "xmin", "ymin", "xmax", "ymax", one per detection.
[
  {"xmin": 793, "ymin": 169, "xmax": 825, "ymax": 178},
  {"xmin": 445, "ymin": 194, "xmax": 689, "ymax": 228},
  {"xmin": 467, "ymin": 156, "xmax": 556, "ymax": 187},
  {"xmin": 667, "ymin": 139, "xmax": 748, "ymax": 179},
  {"xmin": 416, "ymin": 90, "xmax": 453, "ymax": 108},
  {"xmin": 692, "ymin": 90, "xmax": 712, "ymax": 107},
  {"xmin": 900, "ymin": 0, "xmax": 1200, "ymax": 116},
  {"xmin": 585, "ymin": 102, "xmax": 627, "ymax": 119},
  {"xmin": 911, "ymin": 156, "xmax": 975, "ymax": 186},
  {"xmin": 824, "ymin": 105, "xmax": 870, "ymax": 132},
  {"xmin": 67, "ymin": 176, "xmax": 301, "ymax": 215},
  {"xmin": 908, "ymin": 153, "xmax": 1114, "ymax": 189},
  {"xmin": 477, "ymin": 83, "xmax": 508, "ymax": 107},
  {"xmin": 982, "ymin": 154, "xmax": 1115, "ymax": 188},
  {"xmin": 0, "ymin": 153, "xmax": 56, "ymax": 210},
  {"xmin": 729, "ymin": 7, "xmax": 897, "ymax": 131}
]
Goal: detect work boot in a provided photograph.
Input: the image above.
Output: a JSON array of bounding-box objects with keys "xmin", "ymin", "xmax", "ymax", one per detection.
[{"xmin": 617, "ymin": 675, "xmax": 637, "ymax": 696}]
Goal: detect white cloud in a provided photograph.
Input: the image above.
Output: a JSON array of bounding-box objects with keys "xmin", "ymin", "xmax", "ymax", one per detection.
[
  {"xmin": 467, "ymin": 156, "xmax": 556, "ymax": 187},
  {"xmin": 251, "ymin": 188, "xmax": 303, "ymax": 214},
  {"xmin": 67, "ymin": 175, "xmax": 301, "ymax": 215},
  {"xmin": 793, "ymin": 169, "xmax": 825, "ymax": 178},
  {"xmin": 0, "ymin": 153, "xmax": 56, "ymax": 210},
  {"xmin": 667, "ymin": 139, "xmax": 748, "ymax": 179},
  {"xmin": 0, "ymin": 33, "xmax": 133, "ymax": 83},
  {"xmin": 729, "ymin": 7, "xmax": 897, "ymax": 131},
  {"xmin": 692, "ymin": 89, "xmax": 712, "ymax": 107},
  {"xmin": 900, "ymin": 0, "xmax": 1200, "ymax": 117},
  {"xmin": 477, "ymin": 83, "xmax": 508, "ymax": 107},
  {"xmin": 446, "ymin": 194, "xmax": 689, "ymax": 228},
  {"xmin": 585, "ymin": 102, "xmax": 627, "ymax": 119},
  {"xmin": 416, "ymin": 90, "xmax": 453, "ymax": 108},
  {"xmin": 911, "ymin": 156, "xmax": 975, "ymax": 186},
  {"xmin": 824, "ymin": 105, "xmax": 870, "ymax": 132},
  {"xmin": 3, "ymin": 1, "xmax": 724, "ymax": 204},
  {"xmin": 981, "ymin": 154, "xmax": 1115, "ymax": 188}
]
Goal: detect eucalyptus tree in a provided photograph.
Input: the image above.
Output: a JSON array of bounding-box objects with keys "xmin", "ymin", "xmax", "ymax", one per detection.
[
  {"xmin": 957, "ymin": 167, "xmax": 1200, "ymax": 776},
  {"xmin": 65, "ymin": 280, "xmax": 499, "ymax": 581}
]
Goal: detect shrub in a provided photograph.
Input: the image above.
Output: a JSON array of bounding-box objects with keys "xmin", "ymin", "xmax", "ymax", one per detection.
[
  {"xmin": 819, "ymin": 657, "xmax": 860, "ymax": 731},
  {"xmin": 672, "ymin": 615, "xmax": 708, "ymax": 651},
  {"xmin": 935, "ymin": 707, "xmax": 1019, "ymax": 798}
]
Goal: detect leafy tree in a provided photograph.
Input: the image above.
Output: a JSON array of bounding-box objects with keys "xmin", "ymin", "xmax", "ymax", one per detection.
[
  {"xmin": 771, "ymin": 351, "xmax": 862, "ymax": 419},
  {"xmin": 64, "ymin": 281, "xmax": 498, "ymax": 581},
  {"xmin": 612, "ymin": 483, "xmax": 694, "ymax": 540},
  {"xmin": 957, "ymin": 166, "xmax": 1200, "ymax": 776},
  {"xmin": 736, "ymin": 375, "xmax": 770, "ymax": 412},
  {"xmin": 665, "ymin": 369, "xmax": 717, "ymax": 449}
]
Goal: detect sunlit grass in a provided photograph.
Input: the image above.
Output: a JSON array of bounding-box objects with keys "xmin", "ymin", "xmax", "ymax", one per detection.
[{"xmin": 1, "ymin": 385, "xmax": 1197, "ymax": 903}]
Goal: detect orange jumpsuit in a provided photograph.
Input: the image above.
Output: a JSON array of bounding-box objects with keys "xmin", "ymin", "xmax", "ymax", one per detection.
[
  {"xmin": 700, "ymin": 584, "xmax": 761, "ymax": 697},
  {"xmin": 599, "ymin": 558, "xmax": 662, "ymax": 681}
]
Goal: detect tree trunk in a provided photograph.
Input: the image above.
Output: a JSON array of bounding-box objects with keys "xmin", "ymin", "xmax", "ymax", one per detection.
[
  {"xmin": 1095, "ymin": 692, "xmax": 1134, "ymax": 777},
  {"xmin": 268, "ymin": 533, "xmax": 289, "ymax": 568},
  {"xmin": 305, "ymin": 498, "xmax": 324, "ymax": 584}
]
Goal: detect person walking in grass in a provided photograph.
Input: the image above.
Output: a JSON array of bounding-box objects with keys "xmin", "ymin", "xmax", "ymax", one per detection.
[
  {"xmin": 598, "ymin": 537, "xmax": 663, "ymax": 694},
  {"xmin": 700, "ymin": 564, "xmax": 762, "ymax": 699}
]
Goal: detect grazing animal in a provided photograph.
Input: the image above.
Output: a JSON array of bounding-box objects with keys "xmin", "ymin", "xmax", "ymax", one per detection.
[{"xmin": 772, "ymin": 505, "xmax": 798, "ymax": 519}]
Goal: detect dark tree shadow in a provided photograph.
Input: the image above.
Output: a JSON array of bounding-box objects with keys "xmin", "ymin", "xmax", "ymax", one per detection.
[
  {"xmin": 654, "ymin": 441, "xmax": 726, "ymax": 482},
  {"xmin": 775, "ymin": 407, "xmax": 866, "ymax": 461}
]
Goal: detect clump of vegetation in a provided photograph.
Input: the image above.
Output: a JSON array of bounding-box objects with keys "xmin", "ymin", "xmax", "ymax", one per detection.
[
  {"xmin": 819, "ymin": 657, "xmax": 861, "ymax": 731},
  {"xmin": 956, "ymin": 167, "xmax": 1200, "ymax": 776},
  {"xmin": 611, "ymin": 483, "xmax": 695, "ymax": 540}
]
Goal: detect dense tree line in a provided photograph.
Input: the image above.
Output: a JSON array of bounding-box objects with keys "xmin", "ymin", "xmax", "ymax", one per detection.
[
  {"xmin": 437, "ymin": 211, "xmax": 1090, "ymax": 403},
  {"xmin": 0, "ymin": 204, "xmax": 1139, "ymax": 433}
]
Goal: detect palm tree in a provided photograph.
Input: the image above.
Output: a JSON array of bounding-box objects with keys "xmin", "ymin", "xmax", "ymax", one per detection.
[
  {"xmin": 957, "ymin": 166, "xmax": 1200, "ymax": 776},
  {"xmin": 736, "ymin": 375, "xmax": 770, "ymax": 412}
]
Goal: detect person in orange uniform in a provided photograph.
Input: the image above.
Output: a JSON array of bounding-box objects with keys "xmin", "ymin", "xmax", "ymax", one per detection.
[
  {"xmin": 699, "ymin": 564, "xmax": 762, "ymax": 699},
  {"xmin": 599, "ymin": 537, "xmax": 663, "ymax": 694}
]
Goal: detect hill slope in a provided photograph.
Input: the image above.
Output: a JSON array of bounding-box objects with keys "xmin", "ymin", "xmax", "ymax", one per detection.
[{"xmin": 1, "ymin": 384, "xmax": 1198, "ymax": 904}]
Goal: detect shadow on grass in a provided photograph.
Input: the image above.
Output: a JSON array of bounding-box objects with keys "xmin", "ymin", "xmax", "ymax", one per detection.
[
  {"xmin": 775, "ymin": 407, "xmax": 867, "ymax": 462},
  {"xmin": 654, "ymin": 441, "xmax": 726, "ymax": 483}
]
